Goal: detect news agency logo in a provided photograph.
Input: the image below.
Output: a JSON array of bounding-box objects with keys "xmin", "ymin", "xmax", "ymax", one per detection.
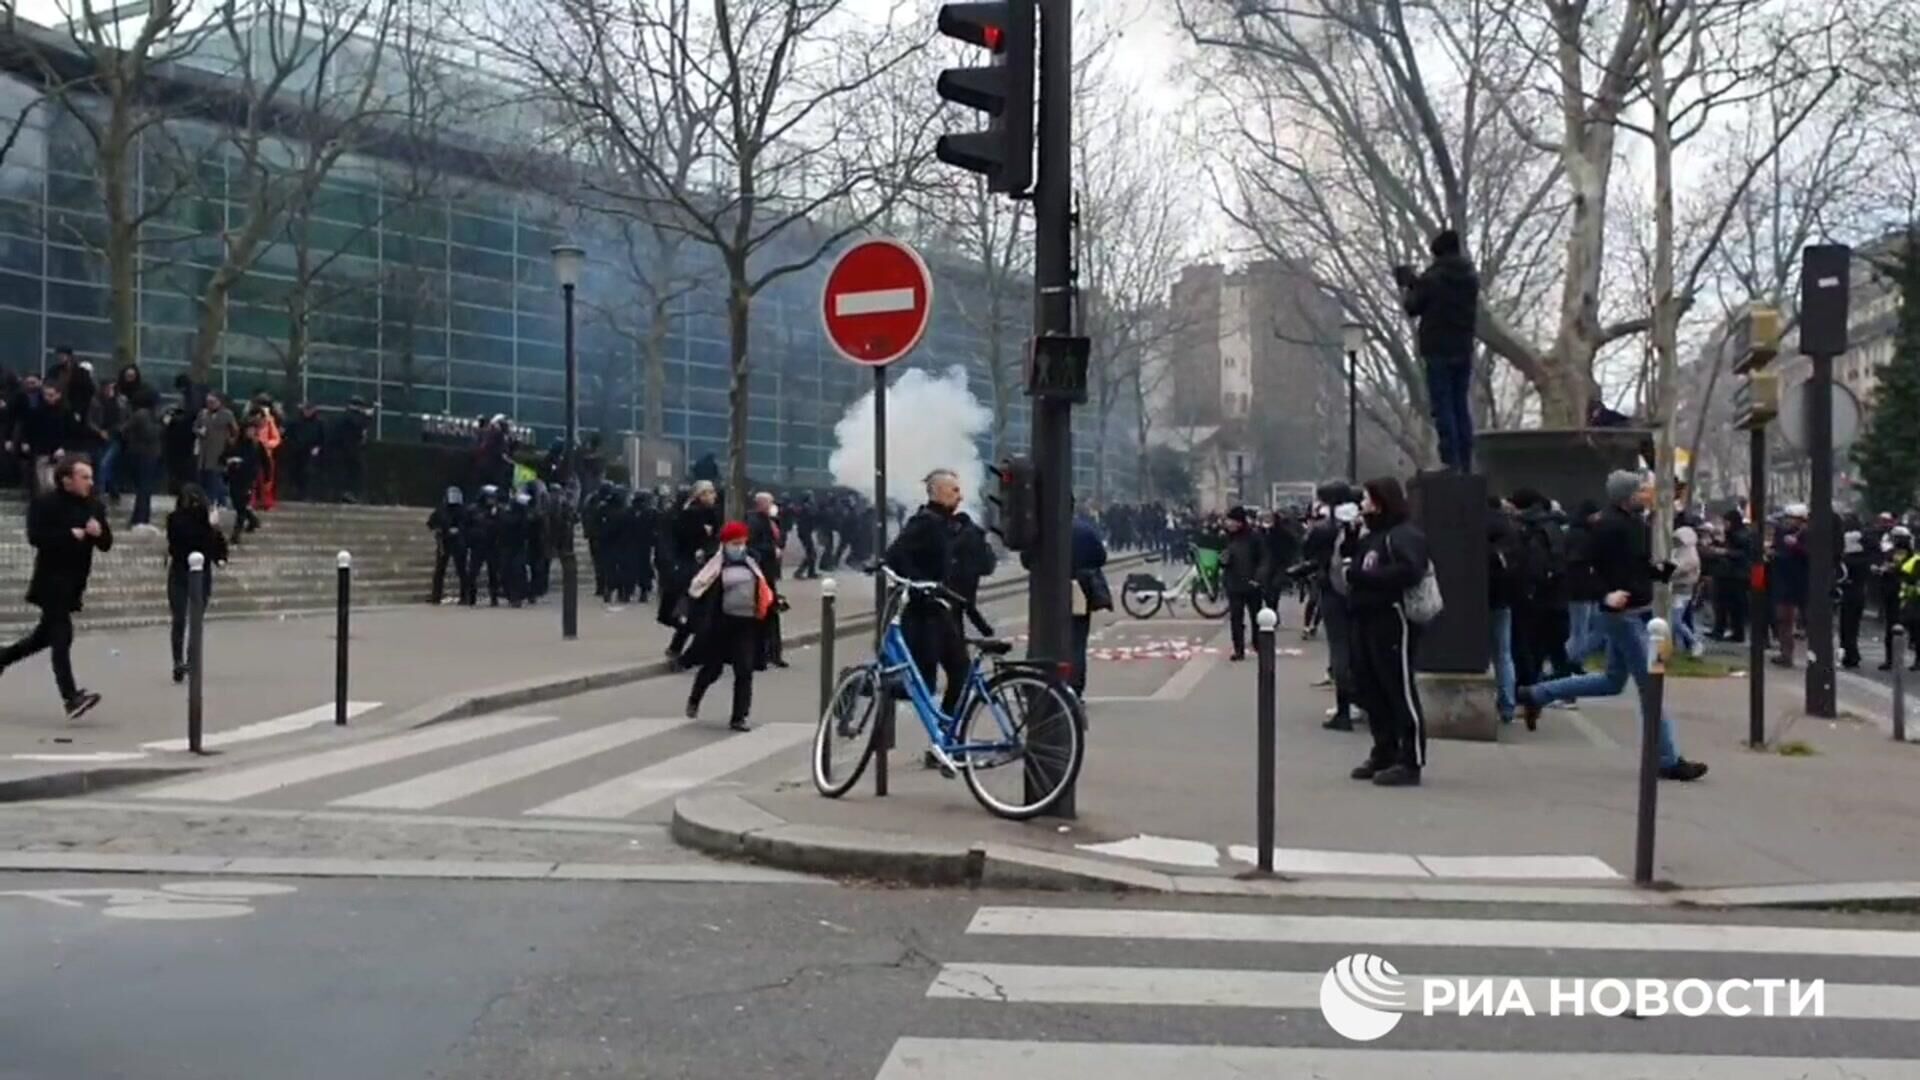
[
  {"xmin": 1317, "ymin": 953, "xmax": 1827, "ymax": 1042},
  {"xmin": 1318, "ymin": 953, "xmax": 1406, "ymax": 1042}
]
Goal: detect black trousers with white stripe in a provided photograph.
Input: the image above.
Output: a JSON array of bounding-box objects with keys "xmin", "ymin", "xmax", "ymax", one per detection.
[{"xmin": 1351, "ymin": 605, "xmax": 1425, "ymax": 770}]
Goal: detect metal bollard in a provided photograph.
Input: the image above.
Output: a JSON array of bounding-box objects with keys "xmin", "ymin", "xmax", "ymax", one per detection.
[
  {"xmin": 819, "ymin": 577, "xmax": 837, "ymax": 720},
  {"xmin": 1254, "ymin": 606, "xmax": 1278, "ymax": 875},
  {"xmin": 336, "ymin": 550, "xmax": 351, "ymax": 726},
  {"xmin": 1635, "ymin": 617, "xmax": 1670, "ymax": 886},
  {"xmin": 1894, "ymin": 626, "xmax": 1908, "ymax": 743},
  {"xmin": 560, "ymin": 547, "xmax": 579, "ymax": 641},
  {"xmin": 187, "ymin": 552, "xmax": 206, "ymax": 754}
]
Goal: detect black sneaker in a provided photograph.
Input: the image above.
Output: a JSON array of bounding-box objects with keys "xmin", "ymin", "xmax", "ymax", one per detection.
[
  {"xmin": 1881, "ymin": 660, "xmax": 1896, "ymax": 672},
  {"xmin": 64, "ymin": 691, "xmax": 102, "ymax": 719},
  {"xmin": 1350, "ymin": 760, "xmax": 1387, "ymax": 780},
  {"xmin": 1521, "ymin": 693, "xmax": 1542, "ymax": 731},
  {"xmin": 1659, "ymin": 759, "xmax": 1709, "ymax": 782},
  {"xmin": 728, "ymin": 717, "xmax": 752, "ymax": 732},
  {"xmin": 1371, "ymin": 764, "xmax": 1421, "ymax": 787},
  {"xmin": 685, "ymin": 700, "xmax": 699, "ymax": 720},
  {"xmin": 171, "ymin": 664, "xmax": 187, "ymax": 685},
  {"xmin": 1323, "ymin": 715, "xmax": 1354, "ymax": 732},
  {"xmin": 1229, "ymin": 652, "xmax": 1246, "ymax": 662}
]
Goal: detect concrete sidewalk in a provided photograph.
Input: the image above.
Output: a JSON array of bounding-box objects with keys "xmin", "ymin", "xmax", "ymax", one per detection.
[
  {"xmin": 672, "ymin": 604, "xmax": 1920, "ymax": 905},
  {"xmin": 0, "ymin": 555, "xmax": 1095, "ymax": 800}
]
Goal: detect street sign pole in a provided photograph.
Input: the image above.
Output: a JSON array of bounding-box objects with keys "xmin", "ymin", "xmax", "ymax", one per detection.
[
  {"xmin": 1025, "ymin": 0, "xmax": 1076, "ymax": 818},
  {"xmin": 820, "ymin": 237, "xmax": 936, "ymax": 800}
]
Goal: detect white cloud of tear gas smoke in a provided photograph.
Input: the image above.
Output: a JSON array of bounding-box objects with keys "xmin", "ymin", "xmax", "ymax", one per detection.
[{"xmin": 829, "ymin": 365, "xmax": 993, "ymax": 511}]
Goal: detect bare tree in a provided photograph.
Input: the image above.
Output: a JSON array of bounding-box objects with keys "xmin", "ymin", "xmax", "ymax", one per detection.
[
  {"xmin": 181, "ymin": 0, "xmax": 412, "ymax": 383},
  {"xmin": 484, "ymin": 0, "xmax": 935, "ymax": 514},
  {"xmin": 1077, "ymin": 89, "xmax": 1201, "ymax": 502},
  {"xmin": 14, "ymin": 0, "xmax": 222, "ymax": 370}
]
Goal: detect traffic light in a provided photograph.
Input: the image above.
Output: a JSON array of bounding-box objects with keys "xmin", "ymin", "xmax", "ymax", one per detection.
[
  {"xmin": 987, "ymin": 456, "xmax": 1038, "ymax": 551},
  {"xmin": 935, "ymin": 1, "xmax": 1035, "ymax": 195}
]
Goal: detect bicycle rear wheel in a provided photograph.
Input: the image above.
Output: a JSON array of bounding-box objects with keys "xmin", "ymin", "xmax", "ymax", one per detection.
[
  {"xmin": 958, "ymin": 670, "xmax": 1085, "ymax": 820},
  {"xmin": 1189, "ymin": 582, "xmax": 1230, "ymax": 619},
  {"xmin": 1121, "ymin": 581, "xmax": 1163, "ymax": 619},
  {"xmin": 812, "ymin": 665, "xmax": 881, "ymax": 798}
]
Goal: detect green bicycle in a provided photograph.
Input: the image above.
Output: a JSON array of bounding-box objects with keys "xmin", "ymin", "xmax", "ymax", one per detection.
[{"xmin": 1121, "ymin": 543, "xmax": 1231, "ymax": 619}]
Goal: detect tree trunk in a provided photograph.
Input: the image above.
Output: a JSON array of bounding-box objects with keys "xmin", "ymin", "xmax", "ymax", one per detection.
[
  {"xmin": 725, "ymin": 257, "xmax": 751, "ymax": 520},
  {"xmin": 190, "ymin": 264, "xmax": 239, "ymax": 386},
  {"xmin": 101, "ymin": 120, "xmax": 139, "ymax": 374},
  {"xmin": 644, "ymin": 295, "xmax": 669, "ymax": 442},
  {"xmin": 1645, "ymin": 0, "xmax": 1678, "ymax": 616}
]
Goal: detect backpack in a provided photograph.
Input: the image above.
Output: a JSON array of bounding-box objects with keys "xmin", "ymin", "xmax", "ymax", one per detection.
[{"xmin": 1519, "ymin": 520, "xmax": 1567, "ymax": 598}]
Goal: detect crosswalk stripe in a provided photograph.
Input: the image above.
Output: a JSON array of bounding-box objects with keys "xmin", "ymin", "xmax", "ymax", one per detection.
[
  {"xmin": 872, "ymin": 1039, "xmax": 1920, "ymax": 1079},
  {"xmin": 329, "ymin": 717, "xmax": 688, "ymax": 810},
  {"xmin": 927, "ymin": 963, "xmax": 1920, "ymax": 1021},
  {"xmin": 141, "ymin": 702, "xmax": 383, "ymax": 753},
  {"xmin": 525, "ymin": 723, "xmax": 813, "ymax": 819},
  {"xmin": 138, "ymin": 714, "xmax": 563, "ymax": 803},
  {"xmin": 966, "ymin": 907, "xmax": 1920, "ymax": 958}
]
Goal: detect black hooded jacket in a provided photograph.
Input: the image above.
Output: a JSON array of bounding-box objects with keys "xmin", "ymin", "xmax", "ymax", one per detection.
[{"xmin": 1403, "ymin": 254, "xmax": 1481, "ymax": 360}]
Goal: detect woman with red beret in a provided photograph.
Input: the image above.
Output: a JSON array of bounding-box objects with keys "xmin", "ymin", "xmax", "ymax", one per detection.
[{"xmin": 680, "ymin": 519, "xmax": 774, "ymax": 731}]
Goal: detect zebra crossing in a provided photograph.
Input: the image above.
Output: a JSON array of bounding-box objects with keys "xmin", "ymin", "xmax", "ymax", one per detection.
[
  {"xmin": 127, "ymin": 713, "xmax": 814, "ymax": 820},
  {"xmin": 869, "ymin": 903, "xmax": 1920, "ymax": 1078}
]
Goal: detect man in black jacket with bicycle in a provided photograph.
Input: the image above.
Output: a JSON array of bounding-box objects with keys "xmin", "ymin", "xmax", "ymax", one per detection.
[{"xmin": 886, "ymin": 469, "xmax": 971, "ymax": 717}]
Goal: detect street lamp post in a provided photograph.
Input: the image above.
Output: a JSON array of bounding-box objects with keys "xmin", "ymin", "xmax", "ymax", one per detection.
[
  {"xmin": 551, "ymin": 243, "xmax": 585, "ymax": 642},
  {"xmin": 1341, "ymin": 321, "xmax": 1364, "ymax": 483}
]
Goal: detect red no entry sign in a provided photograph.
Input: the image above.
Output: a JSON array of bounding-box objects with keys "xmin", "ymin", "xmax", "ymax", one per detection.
[{"xmin": 821, "ymin": 238, "xmax": 933, "ymax": 366}]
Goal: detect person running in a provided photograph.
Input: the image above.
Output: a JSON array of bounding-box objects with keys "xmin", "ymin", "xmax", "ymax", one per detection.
[
  {"xmin": 0, "ymin": 457, "xmax": 110, "ymax": 716},
  {"xmin": 682, "ymin": 521, "xmax": 774, "ymax": 732},
  {"xmin": 165, "ymin": 484, "xmax": 228, "ymax": 683},
  {"xmin": 1520, "ymin": 470, "xmax": 1709, "ymax": 782}
]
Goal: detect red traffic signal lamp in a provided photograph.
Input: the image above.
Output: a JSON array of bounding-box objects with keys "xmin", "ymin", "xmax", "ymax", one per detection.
[
  {"xmin": 935, "ymin": 1, "xmax": 1034, "ymax": 195},
  {"xmin": 987, "ymin": 456, "xmax": 1038, "ymax": 551}
]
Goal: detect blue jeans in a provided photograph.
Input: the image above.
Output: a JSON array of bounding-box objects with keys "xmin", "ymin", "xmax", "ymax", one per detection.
[
  {"xmin": 98, "ymin": 441, "xmax": 120, "ymax": 494},
  {"xmin": 1424, "ymin": 358, "xmax": 1474, "ymax": 472},
  {"xmin": 1671, "ymin": 588, "xmax": 1698, "ymax": 653},
  {"xmin": 1490, "ymin": 606, "xmax": 1516, "ymax": 720},
  {"xmin": 199, "ymin": 468, "xmax": 229, "ymax": 507},
  {"xmin": 1567, "ymin": 600, "xmax": 1599, "ymax": 662},
  {"xmin": 1528, "ymin": 610, "xmax": 1681, "ymax": 768}
]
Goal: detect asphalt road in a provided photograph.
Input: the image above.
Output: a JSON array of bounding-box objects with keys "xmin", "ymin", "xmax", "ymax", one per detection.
[{"xmin": 6, "ymin": 876, "xmax": 1920, "ymax": 1080}]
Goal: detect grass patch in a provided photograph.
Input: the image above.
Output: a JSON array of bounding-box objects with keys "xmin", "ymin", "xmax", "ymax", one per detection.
[
  {"xmin": 1776, "ymin": 740, "xmax": 1819, "ymax": 757},
  {"xmin": 1582, "ymin": 653, "xmax": 1746, "ymax": 678}
]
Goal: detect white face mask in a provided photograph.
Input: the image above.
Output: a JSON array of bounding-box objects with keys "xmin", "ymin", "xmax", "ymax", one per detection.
[
  {"xmin": 1333, "ymin": 503, "xmax": 1360, "ymax": 524},
  {"xmin": 723, "ymin": 543, "xmax": 748, "ymax": 561}
]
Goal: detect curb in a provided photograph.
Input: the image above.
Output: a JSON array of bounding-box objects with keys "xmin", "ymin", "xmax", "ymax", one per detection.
[
  {"xmin": 669, "ymin": 791, "xmax": 1920, "ymax": 910},
  {"xmin": 0, "ymin": 559, "xmax": 1142, "ymax": 804}
]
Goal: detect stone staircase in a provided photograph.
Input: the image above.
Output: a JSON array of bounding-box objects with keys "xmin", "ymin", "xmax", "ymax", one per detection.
[{"xmin": 0, "ymin": 495, "xmax": 442, "ymax": 637}]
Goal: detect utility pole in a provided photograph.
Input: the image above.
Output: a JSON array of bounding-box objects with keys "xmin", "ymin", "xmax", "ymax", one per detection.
[{"xmin": 934, "ymin": 0, "xmax": 1081, "ymax": 815}]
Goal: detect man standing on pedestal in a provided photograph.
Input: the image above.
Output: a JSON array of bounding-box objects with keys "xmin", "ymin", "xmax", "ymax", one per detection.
[{"xmin": 1397, "ymin": 229, "xmax": 1481, "ymax": 473}]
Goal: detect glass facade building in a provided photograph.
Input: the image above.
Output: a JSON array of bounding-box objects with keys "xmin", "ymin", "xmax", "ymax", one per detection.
[{"xmin": 0, "ymin": 37, "xmax": 1137, "ymax": 497}]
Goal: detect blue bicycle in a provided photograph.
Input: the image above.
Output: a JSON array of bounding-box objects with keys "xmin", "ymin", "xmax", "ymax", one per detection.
[{"xmin": 812, "ymin": 566, "xmax": 1086, "ymax": 820}]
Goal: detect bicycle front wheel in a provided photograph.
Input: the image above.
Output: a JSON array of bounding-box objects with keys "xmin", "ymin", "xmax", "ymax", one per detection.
[
  {"xmin": 812, "ymin": 665, "xmax": 881, "ymax": 798},
  {"xmin": 1121, "ymin": 582, "xmax": 1163, "ymax": 619},
  {"xmin": 1189, "ymin": 582, "xmax": 1230, "ymax": 619},
  {"xmin": 958, "ymin": 670, "xmax": 1085, "ymax": 820}
]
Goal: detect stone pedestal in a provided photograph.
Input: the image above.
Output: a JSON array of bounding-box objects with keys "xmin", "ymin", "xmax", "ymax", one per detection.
[
  {"xmin": 1475, "ymin": 428, "xmax": 1654, "ymax": 510},
  {"xmin": 1415, "ymin": 671, "xmax": 1501, "ymax": 742}
]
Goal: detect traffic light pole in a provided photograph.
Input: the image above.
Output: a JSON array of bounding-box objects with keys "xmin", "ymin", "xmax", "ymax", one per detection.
[
  {"xmin": 1026, "ymin": 0, "xmax": 1075, "ymax": 818},
  {"xmin": 1805, "ymin": 351, "xmax": 1837, "ymax": 718}
]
